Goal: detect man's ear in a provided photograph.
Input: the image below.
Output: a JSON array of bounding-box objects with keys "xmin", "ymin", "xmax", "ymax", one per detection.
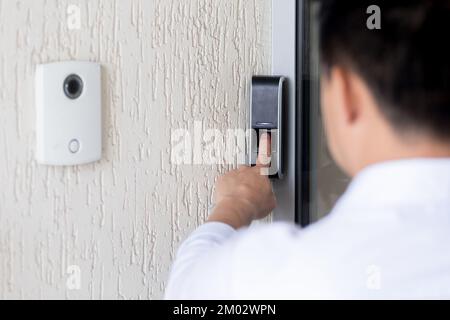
[{"xmin": 329, "ymin": 66, "xmax": 362, "ymax": 125}]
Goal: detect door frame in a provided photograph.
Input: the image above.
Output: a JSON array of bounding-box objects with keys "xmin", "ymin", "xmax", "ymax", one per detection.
[{"xmin": 271, "ymin": 0, "xmax": 304, "ymax": 224}]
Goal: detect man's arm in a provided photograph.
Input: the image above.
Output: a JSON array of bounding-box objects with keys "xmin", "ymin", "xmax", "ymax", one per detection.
[
  {"xmin": 164, "ymin": 222, "xmax": 238, "ymax": 299},
  {"xmin": 207, "ymin": 132, "xmax": 275, "ymax": 229},
  {"xmin": 165, "ymin": 134, "xmax": 275, "ymax": 299}
]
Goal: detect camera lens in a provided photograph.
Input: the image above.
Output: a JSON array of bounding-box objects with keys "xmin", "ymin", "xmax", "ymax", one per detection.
[{"xmin": 63, "ymin": 74, "xmax": 83, "ymax": 99}]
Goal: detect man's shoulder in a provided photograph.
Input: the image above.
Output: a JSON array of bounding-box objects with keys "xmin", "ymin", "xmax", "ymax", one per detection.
[
  {"xmin": 226, "ymin": 214, "xmax": 358, "ymax": 298},
  {"xmin": 235, "ymin": 211, "xmax": 350, "ymax": 250},
  {"xmin": 227, "ymin": 201, "xmax": 450, "ymax": 298},
  {"xmin": 229, "ymin": 213, "xmax": 351, "ymax": 267}
]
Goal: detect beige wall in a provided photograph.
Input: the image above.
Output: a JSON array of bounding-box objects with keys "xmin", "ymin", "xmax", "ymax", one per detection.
[{"xmin": 0, "ymin": 0, "xmax": 271, "ymax": 299}]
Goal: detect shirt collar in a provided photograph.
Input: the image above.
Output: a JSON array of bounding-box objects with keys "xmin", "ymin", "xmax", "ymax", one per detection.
[{"xmin": 334, "ymin": 158, "xmax": 450, "ymax": 210}]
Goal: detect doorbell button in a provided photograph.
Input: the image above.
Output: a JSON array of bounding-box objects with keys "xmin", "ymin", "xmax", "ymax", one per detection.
[
  {"xmin": 35, "ymin": 61, "xmax": 102, "ymax": 166},
  {"xmin": 68, "ymin": 139, "xmax": 80, "ymax": 154}
]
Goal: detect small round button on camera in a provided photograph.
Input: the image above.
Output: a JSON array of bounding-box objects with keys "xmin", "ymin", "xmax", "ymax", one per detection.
[
  {"xmin": 63, "ymin": 74, "xmax": 83, "ymax": 99},
  {"xmin": 68, "ymin": 139, "xmax": 80, "ymax": 154}
]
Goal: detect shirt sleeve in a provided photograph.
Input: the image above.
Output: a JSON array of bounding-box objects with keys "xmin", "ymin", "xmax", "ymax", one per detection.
[
  {"xmin": 164, "ymin": 222, "xmax": 238, "ymax": 299},
  {"xmin": 164, "ymin": 220, "xmax": 304, "ymax": 299}
]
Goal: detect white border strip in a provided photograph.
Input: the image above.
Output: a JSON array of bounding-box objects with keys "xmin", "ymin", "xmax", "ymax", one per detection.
[{"xmin": 271, "ymin": 0, "xmax": 297, "ymax": 222}]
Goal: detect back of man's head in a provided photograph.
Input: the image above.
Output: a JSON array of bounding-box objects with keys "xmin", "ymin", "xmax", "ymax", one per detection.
[{"xmin": 319, "ymin": 0, "xmax": 450, "ymax": 141}]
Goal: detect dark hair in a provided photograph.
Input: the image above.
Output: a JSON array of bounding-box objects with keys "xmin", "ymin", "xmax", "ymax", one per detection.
[{"xmin": 319, "ymin": 0, "xmax": 450, "ymax": 140}]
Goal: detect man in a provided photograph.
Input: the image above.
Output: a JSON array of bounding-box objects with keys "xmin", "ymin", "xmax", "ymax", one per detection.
[{"xmin": 166, "ymin": 0, "xmax": 450, "ymax": 299}]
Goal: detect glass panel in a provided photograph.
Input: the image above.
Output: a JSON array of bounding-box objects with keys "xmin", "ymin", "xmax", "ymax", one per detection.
[{"xmin": 306, "ymin": 0, "xmax": 350, "ymax": 223}]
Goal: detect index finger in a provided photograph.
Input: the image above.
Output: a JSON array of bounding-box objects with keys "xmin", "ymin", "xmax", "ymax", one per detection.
[{"xmin": 256, "ymin": 132, "xmax": 272, "ymax": 167}]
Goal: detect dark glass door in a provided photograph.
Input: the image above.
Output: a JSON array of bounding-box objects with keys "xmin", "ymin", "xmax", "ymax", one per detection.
[{"xmin": 297, "ymin": 0, "xmax": 350, "ymax": 226}]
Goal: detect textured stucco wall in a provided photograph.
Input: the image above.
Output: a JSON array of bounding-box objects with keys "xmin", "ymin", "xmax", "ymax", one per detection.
[{"xmin": 0, "ymin": 0, "xmax": 271, "ymax": 299}]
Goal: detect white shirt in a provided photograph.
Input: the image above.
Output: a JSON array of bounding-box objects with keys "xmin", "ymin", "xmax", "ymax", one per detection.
[{"xmin": 165, "ymin": 159, "xmax": 450, "ymax": 299}]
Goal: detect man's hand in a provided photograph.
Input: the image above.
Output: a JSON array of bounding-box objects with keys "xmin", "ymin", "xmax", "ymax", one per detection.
[{"xmin": 207, "ymin": 133, "xmax": 276, "ymax": 229}]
